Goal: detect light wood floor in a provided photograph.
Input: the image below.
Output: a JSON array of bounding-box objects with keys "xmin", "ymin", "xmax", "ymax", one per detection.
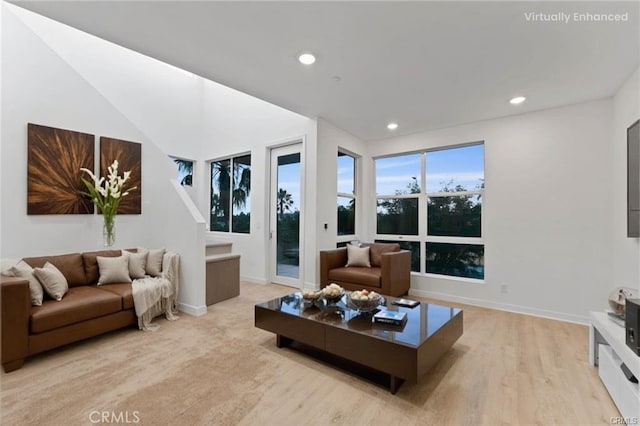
[{"xmin": 0, "ymin": 281, "xmax": 619, "ymax": 425}]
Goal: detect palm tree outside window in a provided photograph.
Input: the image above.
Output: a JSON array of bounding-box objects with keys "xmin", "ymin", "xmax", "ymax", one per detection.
[
  {"xmin": 170, "ymin": 157, "xmax": 194, "ymax": 186},
  {"xmin": 210, "ymin": 154, "xmax": 251, "ymax": 233}
]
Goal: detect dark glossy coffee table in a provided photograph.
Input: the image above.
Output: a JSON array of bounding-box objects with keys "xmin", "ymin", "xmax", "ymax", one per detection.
[{"xmin": 255, "ymin": 293, "xmax": 463, "ymax": 394}]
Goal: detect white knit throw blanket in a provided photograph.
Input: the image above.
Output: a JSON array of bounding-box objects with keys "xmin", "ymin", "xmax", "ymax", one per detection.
[{"xmin": 132, "ymin": 252, "xmax": 180, "ymax": 331}]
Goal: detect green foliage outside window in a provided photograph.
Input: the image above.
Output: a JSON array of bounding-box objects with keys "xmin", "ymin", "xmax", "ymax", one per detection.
[
  {"xmin": 374, "ymin": 144, "xmax": 485, "ymax": 279},
  {"xmin": 211, "ymin": 154, "xmax": 251, "ymax": 233}
]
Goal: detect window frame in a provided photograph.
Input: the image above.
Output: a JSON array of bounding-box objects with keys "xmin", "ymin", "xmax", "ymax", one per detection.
[
  {"xmin": 373, "ymin": 142, "xmax": 485, "ymax": 281},
  {"xmin": 337, "ymin": 149, "xmax": 358, "ymax": 243},
  {"xmin": 209, "ymin": 151, "xmax": 252, "ymax": 235},
  {"xmin": 169, "ymin": 156, "xmax": 195, "ymax": 187}
]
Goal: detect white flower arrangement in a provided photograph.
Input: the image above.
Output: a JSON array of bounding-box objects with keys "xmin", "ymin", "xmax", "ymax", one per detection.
[{"xmin": 80, "ymin": 160, "xmax": 136, "ymax": 246}]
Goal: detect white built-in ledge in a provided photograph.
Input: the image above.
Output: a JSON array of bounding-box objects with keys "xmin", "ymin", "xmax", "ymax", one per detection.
[
  {"xmin": 206, "ymin": 253, "xmax": 241, "ymax": 262},
  {"xmin": 205, "ymin": 241, "xmax": 233, "ymax": 256}
]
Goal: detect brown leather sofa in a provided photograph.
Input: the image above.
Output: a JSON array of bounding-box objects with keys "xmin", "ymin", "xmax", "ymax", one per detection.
[
  {"xmin": 320, "ymin": 243, "xmax": 411, "ymax": 297},
  {"xmin": 1, "ymin": 250, "xmax": 137, "ymax": 373}
]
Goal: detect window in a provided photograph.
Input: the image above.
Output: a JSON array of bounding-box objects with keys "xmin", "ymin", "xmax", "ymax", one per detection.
[
  {"xmin": 374, "ymin": 144, "xmax": 484, "ymax": 280},
  {"xmin": 375, "ymin": 239, "xmax": 421, "ymax": 272},
  {"xmin": 337, "ymin": 151, "xmax": 356, "ymax": 238},
  {"xmin": 170, "ymin": 157, "xmax": 193, "ymax": 186},
  {"xmin": 375, "ymin": 153, "xmax": 421, "ymax": 236},
  {"xmin": 425, "ymin": 242, "xmax": 484, "ymax": 279},
  {"xmin": 210, "ymin": 154, "xmax": 251, "ymax": 233},
  {"xmin": 426, "ymin": 144, "xmax": 484, "ymax": 279}
]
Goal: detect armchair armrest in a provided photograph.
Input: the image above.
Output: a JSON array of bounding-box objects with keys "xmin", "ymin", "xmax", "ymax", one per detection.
[
  {"xmin": 1, "ymin": 275, "xmax": 30, "ymax": 372},
  {"xmin": 319, "ymin": 248, "xmax": 347, "ymax": 288},
  {"xmin": 380, "ymin": 250, "xmax": 411, "ymax": 297}
]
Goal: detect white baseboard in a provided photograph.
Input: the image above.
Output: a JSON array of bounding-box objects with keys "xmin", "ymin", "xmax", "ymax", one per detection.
[
  {"xmin": 177, "ymin": 302, "xmax": 207, "ymax": 317},
  {"xmin": 241, "ymin": 275, "xmax": 268, "ymax": 285},
  {"xmin": 408, "ymin": 289, "xmax": 589, "ymax": 325}
]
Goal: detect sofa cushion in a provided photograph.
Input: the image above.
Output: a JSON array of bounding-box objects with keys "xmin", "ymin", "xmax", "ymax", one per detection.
[
  {"xmin": 98, "ymin": 283, "xmax": 134, "ymax": 310},
  {"xmin": 97, "ymin": 255, "xmax": 132, "ymax": 285},
  {"xmin": 23, "ymin": 253, "xmax": 87, "ymax": 287},
  {"xmin": 143, "ymin": 248, "xmax": 165, "ymax": 277},
  {"xmin": 82, "ymin": 250, "xmax": 122, "ymax": 285},
  {"xmin": 346, "ymin": 244, "xmax": 371, "ymax": 267},
  {"xmin": 328, "ymin": 266, "xmax": 382, "ymax": 288},
  {"xmin": 369, "ymin": 243, "xmax": 401, "ymax": 267},
  {"xmin": 9, "ymin": 260, "xmax": 44, "ymax": 306},
  {"xmin": 30, "ymin": 286, "xmax": 122, "ymax": 334},
  {"xmin": 123, "ymin": 251, "xmax": 147, "ymax": 279},
  {"xmin": 33, "ymin": 262, "xmax": 69, "ymax": 301}
]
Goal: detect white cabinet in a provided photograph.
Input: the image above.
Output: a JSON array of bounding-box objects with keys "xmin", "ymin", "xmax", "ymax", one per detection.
[{"xmin": 590, "ymin": 312, "xmax": 640, "ymax": 421}]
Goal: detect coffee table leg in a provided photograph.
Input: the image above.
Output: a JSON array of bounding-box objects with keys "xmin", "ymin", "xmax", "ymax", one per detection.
[
  {"xmin": 276, "ymin": 334, "xmax": 292, "ymax": 348},
  {"xmin": 390, "ymin": 375, "xmax": 404, "ymax": 394}
]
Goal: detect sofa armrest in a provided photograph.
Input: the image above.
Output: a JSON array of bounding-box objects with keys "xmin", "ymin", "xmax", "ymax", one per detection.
[
  {"xmin": 319, "ymin": 248, "xmax": 347, "ymax": 288},
  {"xmin": 380, "ymin": 250, "xmax": 411, "ymax": 297},
  {"xmin": 1, "ymin": 275, "xmax": 30, "ymax": 372}
]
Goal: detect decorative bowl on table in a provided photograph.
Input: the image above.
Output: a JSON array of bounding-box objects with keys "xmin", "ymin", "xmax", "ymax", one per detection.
[
  {"xmin": 302, "ymin": 289, "xmax": 322, "ymax": 300},
  {"xmin": 347, "ymin": 290, "xmax": 384, "ymax": 312},
  {"xmin": 322, "ymin": 283, "xmax": 345, "ymax": 302},
  {"xmin": 301, "ymin": 289, "xmax": 322, "ymax": 308}
]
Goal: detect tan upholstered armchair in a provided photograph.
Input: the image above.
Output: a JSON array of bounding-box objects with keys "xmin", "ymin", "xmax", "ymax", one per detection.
[{"xmin": 319, "ymin": 243, "xmax": 410, "ymax": 297}]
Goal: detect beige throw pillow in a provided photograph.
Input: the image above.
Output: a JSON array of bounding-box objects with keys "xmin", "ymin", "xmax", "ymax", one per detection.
[
  {"xmin": 10, "ymin": 260, "xmax": 44, "ymax": 306},
  {"xmin": 346, "ymin": 244, "xmax": 371, "ymax": 267},
  {"xmin": 123, "ymin": 251, "xmax": 147, "ymax": 279},
  {"xmin": 97, "ymin": 255, "xmax": 132, "ymax": 285},
  {"xmin": 145, "ymin": 248, "xmax": 165, "ymax": 277},
  {"xmin": 33, "ymin": 262, "xmax": 69, "ymax": 301}
]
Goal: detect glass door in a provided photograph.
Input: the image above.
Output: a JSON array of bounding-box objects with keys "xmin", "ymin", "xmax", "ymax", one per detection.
[{"xmin": 270, "ymin": 144, "xmax": 303, "ymax": 287}]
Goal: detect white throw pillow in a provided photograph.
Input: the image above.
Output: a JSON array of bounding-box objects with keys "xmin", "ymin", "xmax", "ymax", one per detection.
[
  {"xmin": 97, "ymin": 255, "xmax": 132, "ymax": 285},
  {"xmin": 144, "ymin": 248, "xmax": 165, "ymax": 277},
  {"xmin": 33, "ymin": 262, "xmax": 69, "ymax": 301},
  {"xmin": 123, "ymin": 251, "xmax": 147, "ymax": 279},
  {"xmin": 346, "ymin": 244, "xmax": 371, "ymax": 267},
  {"xmin": 9, "ymin": 260, "xmax": 44, "ymax": 306}
]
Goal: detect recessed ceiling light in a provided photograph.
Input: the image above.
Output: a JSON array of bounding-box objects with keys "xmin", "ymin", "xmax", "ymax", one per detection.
[
  {"xmin": 510, "ymin": 96, "xmax": 526, "ymax": 105},
  {"xmin": 387, "ymin": 122, "xmax": 399, "ymax": 130},
  {"xmin": 298, "ymin": 52, "xmax": 316, "ymax": 65}
]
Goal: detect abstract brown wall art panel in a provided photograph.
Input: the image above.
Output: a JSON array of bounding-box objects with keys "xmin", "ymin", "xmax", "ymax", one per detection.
[
  {"xmin": 27, "ymin": 123, "xmax": 95, "ymax": 215},
  {"xmin": 100, "ymin": 137, "xmax": 142, "ymax": 214}
]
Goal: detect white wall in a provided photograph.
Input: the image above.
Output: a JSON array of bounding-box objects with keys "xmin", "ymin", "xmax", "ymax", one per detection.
[
  {"xmin": 366, "ymin": 100, "xmax": 614, "ymax": 323},
  {"xmin": 314, "ymin": 119, "xmax": 368, "ymax": 285},
  {"xmin": 1, "ymin": 4, "xmax": 207, "ymax": 314},
  {"xmin": 165, "ymin": 181, "xmax": 207, "ymax": 315},
  {"xmin": 200, "ymin": 77, "xmax": 318, "ymax": 286},
  {"xmin": 316, "ymin": 119, "xmax": 368, "ymax": 249},
  {"xmin": 612, "ymin": 68, "xmax": 640, "ymax": 295}
]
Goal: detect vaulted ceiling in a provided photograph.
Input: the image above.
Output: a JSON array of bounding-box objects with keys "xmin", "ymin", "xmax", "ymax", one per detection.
[{"xmin": 10, "ymin": 1, "xmax": 640, "ymax": 140}]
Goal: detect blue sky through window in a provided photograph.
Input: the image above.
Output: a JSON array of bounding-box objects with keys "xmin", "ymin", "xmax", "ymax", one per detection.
[
  {"xmin": 376, "ymin": 153, "xmax": 422, "ymax": 195},
  {"xmin": 337, "ymin": 154, "xmax": 355, "ymax": 194},
  {"xmin": 376, "ymin": 144, "xmax": 484, "ymax": 195},
  {"xmin": 278, "ymin": 162, "xmax": 301, "ymax": 211},
  {"xmin": 426, "ymin": 144, "xmax": 484, "ymax": 193}
]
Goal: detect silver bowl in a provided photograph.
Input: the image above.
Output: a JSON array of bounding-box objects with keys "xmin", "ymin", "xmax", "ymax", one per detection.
[
  {"xmin": 322, "ymin": 290, "xmax": 345, "ymax": 303},
  {"xmin": 347, "ymin": 293, "xmax": 384, "ymax": 312}
]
